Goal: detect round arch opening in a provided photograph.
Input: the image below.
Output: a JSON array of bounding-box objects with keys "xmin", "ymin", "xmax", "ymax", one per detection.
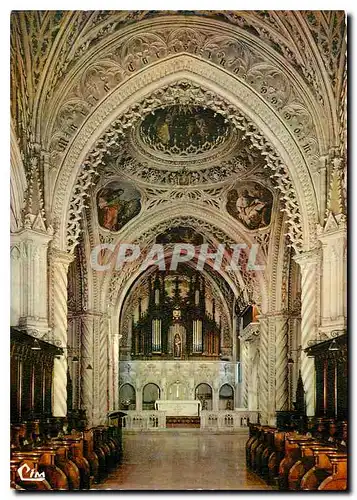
[
  {"xmin": 142, "ymin": 383, "xmax": 161, "ymax": 410},
  {"xmin": 195, "ymin": 383, "xmax": 213, "ymax": 411},
  {"xmin": 219, "ymin": 383, "xmax": 234, "ymax": 411},
  {"xmin": 119, "ymin": 383, "xmax": 136, "ymax": 410}
]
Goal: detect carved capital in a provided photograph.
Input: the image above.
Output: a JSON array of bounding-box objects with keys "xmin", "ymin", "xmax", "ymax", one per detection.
[
  {"xmin": 49, "ymin": 247, "xmax": 75, "ymax": 266},
  {"xmin": 293, "ymin": 248, "xmax": 321, "ymax": 268},
  {"xmin": 240, "ymin": 322, "xmax": 260, "ymax": 342}
]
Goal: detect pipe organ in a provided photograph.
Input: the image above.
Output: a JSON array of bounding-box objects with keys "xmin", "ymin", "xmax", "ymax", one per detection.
[
  {"xmin": 131, "ymin": 273, "xmax": 221, "ymax": 359},
  {"xmin": 192, "ymin": 320, "xmax": 202, "ymax": 353},
  {"xmin": 152, "ymin": 319, "xmax": 162, "ymax": 352}
]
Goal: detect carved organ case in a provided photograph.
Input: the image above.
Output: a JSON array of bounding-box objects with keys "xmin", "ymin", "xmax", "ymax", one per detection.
[{"xmin": 131, "ymin": 272, "xmax": 221, "ymax": 360}]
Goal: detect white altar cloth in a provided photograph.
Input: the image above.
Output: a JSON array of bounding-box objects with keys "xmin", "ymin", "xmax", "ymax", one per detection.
[{"xmin": 155, "ymin": 400, "xmax": 201, "ymax": 416}]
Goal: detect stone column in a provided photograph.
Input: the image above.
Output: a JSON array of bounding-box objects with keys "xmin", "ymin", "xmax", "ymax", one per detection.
[
  {"xmin": 239, "ymin": 339, "xmax": 248, "ymax": 409},
  {"xmin": 212, "ymin": 386, "xmax": 219, "ymax": 411},
  {"xmin": 274, "ymin": 315, "xmax": 290, "ymax": 412},
  {"xmin": 257, "ymin": 315, "xmax": 269, "ymax": 423},
  {"xmin": 98, "ymin": 314, "xmax": 109, "ymax": 424},
  {"xmin": 294, "ymin": 249, "xmax": 321, "ymax": 416},
  {"xmin": 232, "ymin": 309, "xmax": 237, "ymax": 362},
  {"xmin": 11, "ymin": 228, "xmax": 53, "ymax": 333},
  {"xmin": 67, "ymin": 313, "xmax": 81, "ymax": 409},
  {"xmin": 136, "ymin": 387, "xmax": 142, "ymax": 411},
  {"xmin": 80, "ymin": 311, "xmax": 105, "ymax": 426},
  {"xmin": 232, "ymin": 306, "xmax": 239, "ymax": 408},
  {"xmin": 80, "ymin": 313, "xmax": 94, "ymax": 425},
  {"xmin": 289, "ymin": 316, "xmax": 301, "ymax": 409},
  {"xmin": 240, "ymin": 322, "xmax": 260, "ymax": 412},
  {"xmin": 318, "ymin": 218, "xmax": 347, "ymax": 336},
  {"xmin": 247, "ymin": 340, "xmax": 259, "ymax": 411},
  {"xmin": 111, "ymin": 333, "xmax": 120, "ymax": 411},
  {"xmin": 50, "ymin": 249, "xmax": 74, "ymax": 417},
  {"xmin": 107, "ymin": 330, "xmax": 114, "ymax": 412},
  {"xmin": 106, "ymin": 312, "xmax": 115, "ymax": 412}
]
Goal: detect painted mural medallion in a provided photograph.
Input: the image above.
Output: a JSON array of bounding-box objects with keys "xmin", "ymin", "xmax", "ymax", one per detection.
[
  {"xmin": 156, "ymin": 226, "xmax": 204, "ymax": 245},
  {"xmin": 139, "ymin": 105, "xmax": 230, "ymax": 156},
  {"xmin": 97, "ymin": 180, "xmax": 141, "ymax": 231},
  {"xmin": 226, "ymin": 182, "xmax": 273, "ymax": 230}
]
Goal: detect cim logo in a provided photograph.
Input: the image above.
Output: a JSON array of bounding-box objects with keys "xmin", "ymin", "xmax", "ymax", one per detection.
[{"xmin": 17, "ymin": 463, "xmax": 45, "ymax": 482}]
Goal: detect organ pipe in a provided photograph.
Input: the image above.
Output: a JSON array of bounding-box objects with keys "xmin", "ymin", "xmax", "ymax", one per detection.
[
  {"xmin": 152, "ymin": 319, "xmax": 162, "ymax": 352},
  {"xmin": 193, "ymin": 319, "xmax": 202, "ymax": 353}
]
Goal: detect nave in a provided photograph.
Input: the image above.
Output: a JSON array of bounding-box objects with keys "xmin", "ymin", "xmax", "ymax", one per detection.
[
  {"xmin": 10, "ymin": 10, "xmax": 347, "ymax": 492},
  {"xmin": 92, "ymin": 431, "xmax": 270, "ymax": 491}
]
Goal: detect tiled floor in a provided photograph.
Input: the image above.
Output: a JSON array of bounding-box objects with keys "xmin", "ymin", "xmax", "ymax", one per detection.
[{"xmin": 92, "ymin": 430, "xmax": 272, "ymax": 491}]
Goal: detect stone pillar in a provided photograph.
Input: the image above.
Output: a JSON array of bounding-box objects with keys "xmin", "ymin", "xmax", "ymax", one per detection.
[
  {"xmin": 294, "ymin": 249, "xmax": 321, "ymax": 416},
  {"xmin": 212, "ymin": 387, "xmax": 219, "ymax": 411},
  {"xmin": 10, "ymin": 244, "xmax": 22, "ymax": 327},
  {"xmin": 111, "ymin": 333, "xmax": 120, "ymax": 410},
  {"xmin": 235, "ymin": 316, "xmax": 243, "ymax": 408},
  {"xmin": 274, "ymin": 315, "xmax": 290, "ymax": 412},
  {"xmin": 247, "ymin": 340, "xmax": 259, "ymax": 411},
  {"xmin": 232, "ymin": 306, "xmax": 239, "ymax": 408},
  {"xmin": 50, "ymin": 249, "xmax": 74, "ymax": 417},
  {"xmin": 11, "ymin": 228, "xmax": 53, "ymax": 333},
  {"xmin": 107, "ymin": 330, "xmax": 114, "ymax": 412},
  {"xmin": 67, "ymin": 313, "xmax": 81, "ymax": 410},
  {"xmin": 258, "ymin": 315, "xmax": 269, "ymax": 423},
  {"xmin": 289, "ymin": 316, "xmax": 301, "ymax": 409},
  {"xmin": 98, "ymin": 314, "xmax": 108, "ymax": 424},
  {"xmin": 80, "ymin": 311, "xmax": 105, "ymax": 426},
  {"xmin": 240, "ymin": 340, "xmax": 249, "ymax": 409},
  {"xmin": 80, "ymin": 313, "xmax": 94, "ymax": 425},
  {"xmin": 107, "ymin": 311, "xmax": 120, "ymax": 413},
  {"xmin": 318, "ymin": 217, "xmax": 347, "ymax": 336},
  {"xmin": 240, "ymin": 323, "xmax": 260, "ymax": 412},
  {"xmin": 136, "ymin": 387, "xmax": 142, "ymax": 411},
  {"xmin": 318, "ymin": 154, "xmax": 328, "ymax": 223}
]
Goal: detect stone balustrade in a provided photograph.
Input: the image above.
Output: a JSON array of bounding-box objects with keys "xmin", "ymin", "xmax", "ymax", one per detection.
[
  {"xmin": 121, "ymin": 411, "xmax": 167, "ymax": 430},
  {"xmin": 200, "ymin": 410, "xmax": 259, "ymax": 430},
  {"xmin": 121, "ymin": 410, "xmax": 259, "ymax": 431}
]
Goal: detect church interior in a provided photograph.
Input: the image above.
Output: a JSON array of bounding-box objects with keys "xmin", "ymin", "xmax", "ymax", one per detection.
[{"xmin": 10, "ymin": 10, "xmax": 347, "ymax": 491}]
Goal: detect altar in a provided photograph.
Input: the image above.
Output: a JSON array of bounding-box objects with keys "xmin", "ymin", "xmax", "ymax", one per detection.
[{"xmin": 155, "ymin": 400, "xmax": 201, "ymax": 416}]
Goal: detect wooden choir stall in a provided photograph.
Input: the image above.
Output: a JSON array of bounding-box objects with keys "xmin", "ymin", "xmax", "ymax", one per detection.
[
  {"xmin": 10, "ymin": 328, "xmax": 124, "ymax": 491},
  {"xmin": 245, "ymin": 333, "xmax": 348, "ymax": 491},
  {"xmin": 11, "ymin": 328, "xmax": 62, "ymax": 423}
]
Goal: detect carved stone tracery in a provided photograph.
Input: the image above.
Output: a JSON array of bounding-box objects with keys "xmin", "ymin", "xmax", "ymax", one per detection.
[
  {"xmin": 45, "ymin": 18, "xmax": 326, "ymax": 172},
  {"xmin": 63, "ymin": 78, "xmax": 309, "ymax": 255}
]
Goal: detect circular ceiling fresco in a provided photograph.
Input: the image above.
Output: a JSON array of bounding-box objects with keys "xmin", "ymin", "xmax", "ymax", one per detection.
[{"xmin": 138, "ymin": 105, "xmax": 232, "ymax": 158}]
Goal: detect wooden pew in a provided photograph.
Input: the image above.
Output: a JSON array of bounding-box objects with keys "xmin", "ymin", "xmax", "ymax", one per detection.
[
  {"xmin": 318, "ymin": 452, "xmax": 347, "ymax": 490},
  {"xmin": 287, "ymin": 440, "xmax": 323, "ymax": 490},
  {"xmin": 278, "ymin": 434, "xmax": 313, "ymax": 490},
  {"xmin": 300, "ymin": 444, "xmax": 337, "ymax": 490}
]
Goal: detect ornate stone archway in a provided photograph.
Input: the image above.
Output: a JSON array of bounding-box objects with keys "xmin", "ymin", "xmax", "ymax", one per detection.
[
  {"xmin": 92, "ymin": 205, "xmax": 269, "ymax": 418},
  {"xmin": 47, "ymin": 53, "xmax": 321, "ymax": 425},
  {"xmin": 52, "ymin": 55, "xmax": 319, "ymax": 254}
]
